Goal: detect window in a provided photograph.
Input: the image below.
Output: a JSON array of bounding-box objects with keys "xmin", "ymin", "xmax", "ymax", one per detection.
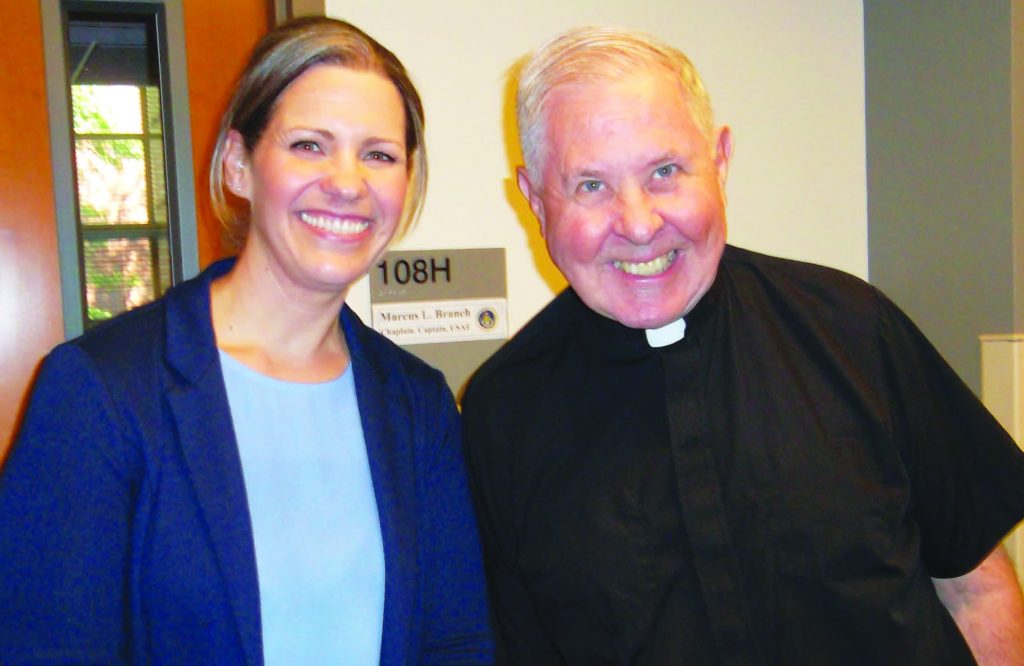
[
  {"xmin": 42, "ymin": 0, "xmax": 199, "ymax": 337},
  {"xmin": 68, "ymin": 13, "xmax": 172, "ymax": 325}
]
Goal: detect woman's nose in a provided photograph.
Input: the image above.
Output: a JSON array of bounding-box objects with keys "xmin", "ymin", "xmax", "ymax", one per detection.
[{"xmin": 320, "ymin": 157, "xmax": 366, "ymax": 201}]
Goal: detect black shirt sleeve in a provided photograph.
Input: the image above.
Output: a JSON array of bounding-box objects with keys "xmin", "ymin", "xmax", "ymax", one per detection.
[{"xmin": 876, "ymin": 289, "xmax": 1024, "ymax": 577}]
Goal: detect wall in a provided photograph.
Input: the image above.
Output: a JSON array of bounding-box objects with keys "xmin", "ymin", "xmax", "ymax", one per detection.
[
  {"xmin": 328, "ymin": 0, "xmax": 868, "ymax": 333},
  {"xmin": 0, "ymin": 2, "xmax": 65, "ymax": 458},
  {"xmin": 1013, "ymin": 3, "xmax": 1024, "ymax": 334},
  {"xmin": 182, "ymin": 0, "xmax": 273, "ymax": 265},
  {"xmin": 980, "ymin": 335, "xmax": 1024, "ymax": 584},
  {"xmin": 865, "ymin": 2, "xmax": 1015, "ymax": 392}
]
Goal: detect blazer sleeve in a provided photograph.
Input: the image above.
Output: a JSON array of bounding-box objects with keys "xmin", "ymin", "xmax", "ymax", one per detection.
[
  {"xmin": 415, "ymin": 375, "xmax": 495, "ymax": 664},
  {"xmin": 0, "ymin": 344, "xmax": 142, "ymax": 664}
]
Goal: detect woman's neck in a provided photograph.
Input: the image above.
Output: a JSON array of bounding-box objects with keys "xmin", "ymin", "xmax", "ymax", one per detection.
[{"xmin": 210, "ymin": 254, "xmax": 352, "ymax": 383}]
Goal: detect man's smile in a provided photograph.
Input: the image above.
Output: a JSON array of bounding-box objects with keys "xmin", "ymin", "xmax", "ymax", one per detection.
[{"xmin": 612, "ymin": 249, "xmax": 678, "ymax": 276}]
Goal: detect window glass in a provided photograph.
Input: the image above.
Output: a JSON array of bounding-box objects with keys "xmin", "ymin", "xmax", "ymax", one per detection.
[{"xmin": 66, "ymin": 11, "xmax": 173, "ymax": 327}]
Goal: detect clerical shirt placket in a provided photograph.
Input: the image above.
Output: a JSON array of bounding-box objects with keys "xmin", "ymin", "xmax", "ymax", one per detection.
[{"xmin": 661, "ymin": 334, "xmax": 763, "ymax": 665}]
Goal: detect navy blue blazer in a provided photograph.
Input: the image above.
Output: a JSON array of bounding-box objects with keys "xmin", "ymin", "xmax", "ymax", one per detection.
[{"xmin": 0, "ymin": 259, "xmax": 493, "ymax": 664}]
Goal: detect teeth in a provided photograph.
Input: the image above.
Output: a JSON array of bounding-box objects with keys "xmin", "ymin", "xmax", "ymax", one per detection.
[
  {"xmin": 299, "ymin": 211, "xmax": 369, "ymax": 235},
  {"xmin": 614, "ymin": 250, "xmax": 678, "ymax": 276}
]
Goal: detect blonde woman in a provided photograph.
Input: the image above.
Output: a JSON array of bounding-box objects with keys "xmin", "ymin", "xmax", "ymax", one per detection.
[{"xmin": 0, "ymin": 17, "xmax": 492, "ymax": 664}]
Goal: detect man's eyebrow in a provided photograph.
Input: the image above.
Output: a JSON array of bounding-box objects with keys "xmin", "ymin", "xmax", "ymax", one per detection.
[
  {"xmin": 559, "ymin": 167, "xmax": 605, "ymax": 190},
  {"xmin": 645, "ymin": 151, "xmax": 682, "ymax": 167}
]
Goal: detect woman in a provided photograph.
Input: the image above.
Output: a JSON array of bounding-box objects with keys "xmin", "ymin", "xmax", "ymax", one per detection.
[{"xmin": 0, "ymin": 17, "xmax": 492, "ymax": 664}]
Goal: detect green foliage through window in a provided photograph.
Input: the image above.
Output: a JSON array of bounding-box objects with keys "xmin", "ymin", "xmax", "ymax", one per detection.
[{"xmin": 71, "ymin": 81, "xmax": 171, "ymax": 327}]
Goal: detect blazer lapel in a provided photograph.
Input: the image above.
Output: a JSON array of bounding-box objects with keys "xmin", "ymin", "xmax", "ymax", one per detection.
[
  {"xmin": 164, "ymin": 260, "xmax": 263, "ymax": 666},
  {"xmin": 344, "ymin": 307, "xmax": 417, "ymax": 664}
]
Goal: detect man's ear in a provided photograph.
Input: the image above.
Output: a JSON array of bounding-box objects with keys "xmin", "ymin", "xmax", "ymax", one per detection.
[
  {"xmin": 223, "ymin": 130, "xmax": 252, "ymax": 201},
  {"xmin": 713, "ymin": 125, "xmax": 734, "ymax": 191},
  {"xmin": 516, "ymin": 166, "xmax": 547, "ymax": 236}
]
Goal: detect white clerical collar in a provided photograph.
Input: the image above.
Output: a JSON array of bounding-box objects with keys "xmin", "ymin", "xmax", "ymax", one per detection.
[{"xmin": 645, "ymin": 317, "xmax": 686, "ymax": 348}]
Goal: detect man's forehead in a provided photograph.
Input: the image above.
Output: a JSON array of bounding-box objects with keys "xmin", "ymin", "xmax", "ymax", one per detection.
[
  {"xmin": 544, "ymin": 74, "xmax": 702, "ymax": 148},
  {"xmin": 545, "ymin": 63, "xmax": 683, "ymax": 102},
  {"xmin": 543, "ymin": 70, "xmax": 692, "ymax": 128}
]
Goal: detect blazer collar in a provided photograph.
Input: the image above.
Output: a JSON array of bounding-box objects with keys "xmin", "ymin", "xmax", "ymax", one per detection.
[
  {"xmin": 163, "ymin": 257, "xmax": 263, "ymax": 666},
  {"xmin": 164, "ymin": 258, "xmax": 234, "ymax": 383},
  {"xmin": 342, "ymin": 308, "xmax": 418, "ymax": 663}
]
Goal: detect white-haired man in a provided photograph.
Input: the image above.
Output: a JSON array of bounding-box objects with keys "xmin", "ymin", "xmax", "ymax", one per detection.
[{"xmin": 463, "ymin": 25, "xmax": 1024, "ymax": 665}]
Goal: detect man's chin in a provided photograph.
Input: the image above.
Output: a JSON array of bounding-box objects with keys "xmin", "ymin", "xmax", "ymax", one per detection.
[
  {"xmin": 595, "ymin": 305, "xmax": 687, "ymax": 331},
  {"xmin": 579, "ymin": 275, "xmax": 712, "ymax": 330}
]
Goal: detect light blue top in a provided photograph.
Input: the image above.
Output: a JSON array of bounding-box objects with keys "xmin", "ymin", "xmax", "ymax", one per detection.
[{"xmin": 219, "ymin": 351, "xmax": 385, "ymax": 665}]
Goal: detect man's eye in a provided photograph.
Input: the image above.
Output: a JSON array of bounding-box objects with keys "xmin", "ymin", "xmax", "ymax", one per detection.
[
  {"xmin": 291, "ymin": 140, "xmax": 321, "ymax": 153},
  {"xmin": 578, "ymin": 180, "xmax": 604, "ymax": 193},
  {"xmin": 653, "ymin": 164, "xmax": 678, "ymax": 178}
]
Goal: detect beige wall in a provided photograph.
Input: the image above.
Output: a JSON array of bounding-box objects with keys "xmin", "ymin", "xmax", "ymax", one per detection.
[{"xmin": 328, "ymin": 1, "xmax": 868, "ymax": 332}]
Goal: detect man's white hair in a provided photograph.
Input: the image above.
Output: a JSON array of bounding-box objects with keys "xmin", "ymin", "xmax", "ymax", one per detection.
[{"xmin": 516, "ymin": 25, "xmax": 716, "ymax": 183}]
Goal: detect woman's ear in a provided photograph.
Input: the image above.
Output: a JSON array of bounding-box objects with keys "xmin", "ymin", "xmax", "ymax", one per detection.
[{"xmin": 222, "ymin": 130, "xmax": 252, "ymax": 201}]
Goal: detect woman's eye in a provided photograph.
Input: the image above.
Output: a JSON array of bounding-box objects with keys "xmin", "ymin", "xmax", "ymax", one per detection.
[
  {"xmin": 291, "ymin": 140, "xmax": 321, "ymax": 153},
  {"xmin": 366, "ymin": 150, "xmax": 395, "ymax": 163}
]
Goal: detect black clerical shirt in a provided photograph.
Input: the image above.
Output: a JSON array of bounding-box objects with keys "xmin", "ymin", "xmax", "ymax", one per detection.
[{"xmin": 462, "ymin": 245, "xmax": 1024, "ymax": 665}]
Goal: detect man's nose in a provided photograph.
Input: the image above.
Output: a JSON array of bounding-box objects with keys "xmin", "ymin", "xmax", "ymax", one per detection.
[
  {"xmin": 615, "ymin": 185, "xmax": 663, "ymax": 244},
  {"xmin": 320, "ymin": 156, "xmax": 366, "ymax": 201}
]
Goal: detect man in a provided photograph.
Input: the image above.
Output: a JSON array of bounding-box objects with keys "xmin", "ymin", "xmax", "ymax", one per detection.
[{"xmin": 462, "ymin": 26, "xmax": 1024, "ymax": 665}]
